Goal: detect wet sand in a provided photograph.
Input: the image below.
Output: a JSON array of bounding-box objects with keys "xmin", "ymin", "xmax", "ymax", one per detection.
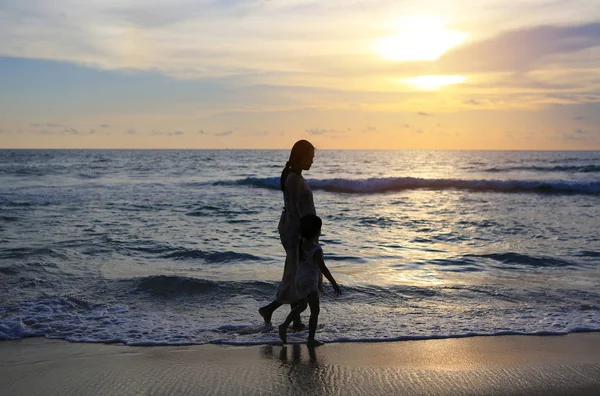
[{"xmin": 1, "ymin": 333, "xmax": 600, "ymax": 395}]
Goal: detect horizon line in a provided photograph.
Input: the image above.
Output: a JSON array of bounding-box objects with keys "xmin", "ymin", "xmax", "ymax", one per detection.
[{"xmin": 0, "ymin": 148, "xmax": 599, "ymax": 152}]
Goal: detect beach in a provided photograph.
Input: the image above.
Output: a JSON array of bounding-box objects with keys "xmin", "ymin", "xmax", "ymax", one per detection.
[
  {"xmin": 2, "ymin": 333, "xmax": 599, "ymax": 395},
  {"xmin": 1, "ymin": 150, "xmax": 599, "ymax": 395}
]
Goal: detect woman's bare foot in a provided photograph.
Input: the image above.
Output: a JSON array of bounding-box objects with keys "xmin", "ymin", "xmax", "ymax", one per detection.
[
  {"xmin": 278, "ymin": 324, "xmax": 287, "ymax": 344},
  {"xmin": 307, "ymin": 339, "xmax": 324, "ymax": 348},
  {"xmin": 258, "ymin": 307, "xmax": 272, "ymax": 323}
]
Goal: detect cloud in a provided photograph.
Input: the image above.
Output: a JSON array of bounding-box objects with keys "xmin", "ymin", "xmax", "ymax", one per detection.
[
  {"xmin": 462, "ymin": 99, "xmax": 483, "ymax": 106},
  {"xmin": 100, "ymin": 124, "xmax": 111, "ymax": 128},
  {"xmin": 463, "ymin": 72, "xmax": 597, "ymax": 92},
  {"xmin": 214, "ymin": 130, "xmax": 233, "ymax": 136},
  {"xmin": 361, "ymin": 125, "xmax": 377, "ymax": 133},
  {"xmin": 562, "ymin": 127, "xmax": 595, "ymax": 141},
  {"xmin": 542, "ymin": 93, "xmax": 600, "ymax": 104},
  {"xmin": 454, "ymin": 92, "xmax": 600, "ymax": 109},
  {"xmin": 0, "ymin": 1, "xmax": 357, "ymax": 80},
  {"xmin": 198, "ymin": 130, "xmax": 205, "ymax": 134},
  {"xmin": 417, "ymin": 112, "xmax": 433, "ymax": 116},
  {"xmin": 25, "ymin": 124, "xmax": 103, "ymax": 135},
  {"xmin": 249, "ymin": 130, "xmax": 269, "ymax": 136},
  {"xmin": 107, "ymin": 4, "xmax": 203, "ymax": 29},
  {"xmin": 30, "ymin": 123, "xmax": 62, "ymax": 128},
  {"xmin": 124, "ymin": 128, "xmax": 137, "ymax": 135},
  {"xmin": 103, "ymin": 1, "xmax": 264, "ymax": 29},
  {"xmin": 305, "ymin": 128, "xmax": 337, "ymax": 135},
  {"xmin": 152, "ymin": 130, "xmax": 184, "ymax": 136},
  {"xmin": 2, "ymin": 2, "xmax": 599, "ymax": 97},
  {"xmin": 439, "ymin": 22, "xmax": 600, "ymax": 73},
  {"xmin": 573, "ymin": 116, "xmax": 586, "ymax": 120},
  {"xmin": 32, "ymin": 129, "xmax": 55, "ymax": 135}
]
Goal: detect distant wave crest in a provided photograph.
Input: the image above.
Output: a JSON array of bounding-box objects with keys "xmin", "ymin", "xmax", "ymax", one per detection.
[{"xmin": 224, "ymin": 176, "xmax": 600, "ymax": 195}]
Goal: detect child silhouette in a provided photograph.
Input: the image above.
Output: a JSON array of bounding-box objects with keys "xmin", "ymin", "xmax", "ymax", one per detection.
[{"xmin": 278, "ymin": 214, "xmax": 341, "ymax": 347}]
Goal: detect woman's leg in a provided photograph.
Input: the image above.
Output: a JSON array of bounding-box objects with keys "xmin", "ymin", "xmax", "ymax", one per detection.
[
  {"xmin": 258, "ymin": 301, "xmax": 282, "ymax": 323},
  {"xmin": 278, "ymin": 299, "xmax": 308, "ymax": 344},
  {"xmin": 262, "ymin": 240, "xmax": 306, "ymax": 326},
  {"xmin": 273, "ymin": 244, "xmax": 304, "ymax": 327},
  {"xmin": 259, "ymin": 301, "xmax": 302, "ymax": 325},
  {"xmin": 306, "ymin": 291, "xmax": 322, "ymax": 347}
]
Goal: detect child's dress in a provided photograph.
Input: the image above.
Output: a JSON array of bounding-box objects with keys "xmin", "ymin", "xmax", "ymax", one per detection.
[{"xmin": 295, "ymin": 243, "xmax": 322, "ymax": 300}]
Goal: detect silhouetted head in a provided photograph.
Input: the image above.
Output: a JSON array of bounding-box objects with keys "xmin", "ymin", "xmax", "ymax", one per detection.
[
  {"xmin": 287, "ymin": 139, "xmax": 315, "ymax": 171},
  {"xmin": 280, "ymin": 140, "xmax": 315, "ymax": 191},
  {"xmin": 299, "ymin": 214, "xmax": 322, "ymax": 241}
]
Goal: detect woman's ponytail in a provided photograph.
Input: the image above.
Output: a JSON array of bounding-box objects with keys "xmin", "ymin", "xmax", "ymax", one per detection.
[{"xmin": 280, "ymin": 161, "xmax": 291, "ymax": 192}]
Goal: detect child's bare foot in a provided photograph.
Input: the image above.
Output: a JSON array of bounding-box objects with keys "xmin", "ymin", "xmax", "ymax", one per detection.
[
  {"xmin": 258, "ymin": 307, "xmax": 271, "ymax": 323},
  {"xmin": 278, "ymin": 324, "xmax": 287, "ymax": 344},
  {"xmin": 307, "ymin": 339, "xmax": 324, "ymax": 348}
]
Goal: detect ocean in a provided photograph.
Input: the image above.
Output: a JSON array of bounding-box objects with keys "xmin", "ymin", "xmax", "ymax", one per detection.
[{"xmin": 0, "ymin": 149, "xmax": 599, "ymax": 345}]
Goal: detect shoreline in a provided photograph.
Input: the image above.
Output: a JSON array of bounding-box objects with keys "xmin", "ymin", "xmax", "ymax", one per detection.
[
  {"xmin": 2, "ymin": 333, "xmax": 599, "ymax": 395},
  {"xmin": 4, "ymin": 328, "xmax": 600, "ymax": 347}
]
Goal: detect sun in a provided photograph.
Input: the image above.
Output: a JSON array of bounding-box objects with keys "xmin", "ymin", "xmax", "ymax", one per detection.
[{"xmin": 374, "ymin": 16, "xmax": 468, "ymax": 61}]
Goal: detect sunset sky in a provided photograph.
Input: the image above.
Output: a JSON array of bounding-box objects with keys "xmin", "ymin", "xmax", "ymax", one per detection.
[{"xmin": 1, "ymin": 0, "xmax": 599, "ymax": 149}]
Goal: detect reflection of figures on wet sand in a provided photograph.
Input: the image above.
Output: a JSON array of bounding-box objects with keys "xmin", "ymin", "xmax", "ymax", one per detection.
[{"xmin": 259, "ymin": 344, "xmax": 325, "ymax": 394}]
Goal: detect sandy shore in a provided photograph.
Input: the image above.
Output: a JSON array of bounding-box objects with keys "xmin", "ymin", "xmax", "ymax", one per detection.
[{"xmin": 1, "ymin": 334, "xmax": 600, "ymax": 395}]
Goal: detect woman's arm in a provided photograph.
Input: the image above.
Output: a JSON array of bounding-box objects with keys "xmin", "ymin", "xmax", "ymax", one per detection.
[{"xmin": 314, "ymin": 249, "xmax": 341, "ymax": 295}]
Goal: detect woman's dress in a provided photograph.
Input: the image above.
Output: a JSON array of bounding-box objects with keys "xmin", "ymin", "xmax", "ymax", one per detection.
[{"xmin": 275, "ymin": 172, "xmax": 315, "ymax": 303}]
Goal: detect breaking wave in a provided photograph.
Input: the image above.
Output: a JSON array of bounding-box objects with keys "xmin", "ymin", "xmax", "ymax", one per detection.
[{"xmin": 224, "ymin": 177, "xmax": 600, "ymax": 195}]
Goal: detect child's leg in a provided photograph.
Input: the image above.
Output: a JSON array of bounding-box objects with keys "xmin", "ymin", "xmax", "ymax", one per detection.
[
  {"xmin": 290, "ymin": 303, "xmax": 304, "ymax": 329},
  {"xmin": 278, "ymin": 299, "xmax": 307, "ymax": 343},
  {"xmin": 306, "ymin": 292, "xmax": 321, "ymax": 346}
]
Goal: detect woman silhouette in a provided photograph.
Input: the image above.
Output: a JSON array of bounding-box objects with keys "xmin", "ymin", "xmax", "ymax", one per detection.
[{"xmin": 259, "ymin": 140, "xmax": 316, "ymax": 329}]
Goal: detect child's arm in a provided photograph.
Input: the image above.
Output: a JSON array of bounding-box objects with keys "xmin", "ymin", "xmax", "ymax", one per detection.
[{"xmin": 314, "ymin": 249, "xmax": 341, "ymax": 295}]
